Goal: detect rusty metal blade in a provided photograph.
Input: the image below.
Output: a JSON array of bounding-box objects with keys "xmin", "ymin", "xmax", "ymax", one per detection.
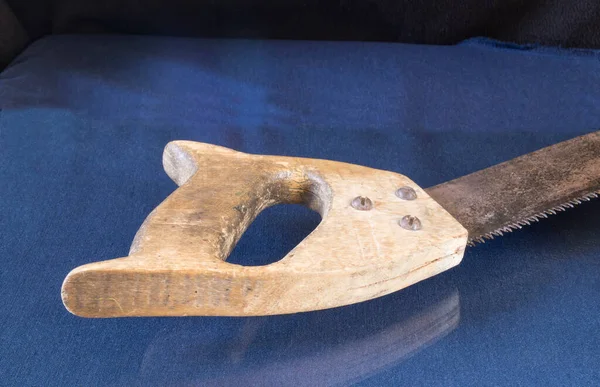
[{"xmin": 426, "ymin": 131, "xmax": 600, "ymax": 245}]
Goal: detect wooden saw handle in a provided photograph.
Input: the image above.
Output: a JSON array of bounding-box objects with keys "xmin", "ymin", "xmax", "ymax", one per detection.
[{"xmin": 61, "ymin": 141, "xmax": 467, "ymax": 317}]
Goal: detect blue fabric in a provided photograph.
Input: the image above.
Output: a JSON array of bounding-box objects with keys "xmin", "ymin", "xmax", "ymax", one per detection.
[{"xmin": 1, "ymin": 35, "xmax": 599, "ymax": 386}]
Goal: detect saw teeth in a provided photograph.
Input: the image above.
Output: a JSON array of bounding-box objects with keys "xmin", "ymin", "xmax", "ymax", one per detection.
[{"xmin": 468, "ymin": 190, "xmax": 600, "ymax": 246}]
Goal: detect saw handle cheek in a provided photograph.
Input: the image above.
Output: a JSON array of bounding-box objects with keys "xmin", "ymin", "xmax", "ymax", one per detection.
[{"xmin": 61, "ymin": 141, "xmax": 468, "ymax": 317}]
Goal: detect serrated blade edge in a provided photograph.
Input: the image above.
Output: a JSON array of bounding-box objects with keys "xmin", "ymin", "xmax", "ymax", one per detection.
[
  {"xmin": 465, "ymin": 190, "xmax": 599, "ymax": 246},
  {"xmin": 425, "ymin": 131, "xmax": 600, "ymax": 246}
]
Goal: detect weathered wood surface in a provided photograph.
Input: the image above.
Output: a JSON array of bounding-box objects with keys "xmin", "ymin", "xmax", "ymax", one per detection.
[{"xmin": 62, "ymin": 141, "xmax": 468, "ymax": 317}]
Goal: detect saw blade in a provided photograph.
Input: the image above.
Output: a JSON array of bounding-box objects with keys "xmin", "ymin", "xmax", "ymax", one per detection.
[{"xmin": 425, "ymin": 131, "xmax": 600, "ymax": 246}]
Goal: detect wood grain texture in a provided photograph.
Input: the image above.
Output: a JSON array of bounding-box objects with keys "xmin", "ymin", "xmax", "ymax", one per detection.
[{"xmin": 62, "ymin": 141, "xmax": 468, "ymax": 317}]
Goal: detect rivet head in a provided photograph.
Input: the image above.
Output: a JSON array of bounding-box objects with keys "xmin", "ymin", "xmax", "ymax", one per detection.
[
  {"xmin": 395, "ymin": 186, "xmax": 417, "ymax": 200},
  {"xmin": 351, "ymin": 196, "xmax": 373, "ymax": 211},
  {"xmin": 399, "ymin": 215, "xmax": 422, "ymax": 230}
]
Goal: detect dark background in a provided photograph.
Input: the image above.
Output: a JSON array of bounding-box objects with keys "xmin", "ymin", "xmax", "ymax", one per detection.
[
  {"xmin": 5, "ymin": 0, "xmax": 600, "ymax": 47},
  {"xmin": 4, "ymin": 0, "xmax": 600, "ymax": 68}
]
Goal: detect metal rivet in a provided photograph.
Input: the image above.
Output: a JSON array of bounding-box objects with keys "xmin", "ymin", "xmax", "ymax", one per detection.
[
  {"xmin": 351, "ymin": 196, "xmax": 373, "ymax": 211},
  {"xmin": 395, "ymin": 186, "xmax": 417, "ymax": 200},
  {"xmin": 399, "ymin": 215, "xmax": 422, "ymax": 230}
]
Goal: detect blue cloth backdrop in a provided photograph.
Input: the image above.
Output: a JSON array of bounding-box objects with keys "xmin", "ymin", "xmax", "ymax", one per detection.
[{"xmin": 1, "ymin": 35, "xmax": 599, "ymax": 385}]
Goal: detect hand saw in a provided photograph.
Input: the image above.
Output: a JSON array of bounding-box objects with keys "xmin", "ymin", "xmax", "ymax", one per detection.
[{"xmin": 61, "ymin": 131, "xmax": 600, "ymax": 317}]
